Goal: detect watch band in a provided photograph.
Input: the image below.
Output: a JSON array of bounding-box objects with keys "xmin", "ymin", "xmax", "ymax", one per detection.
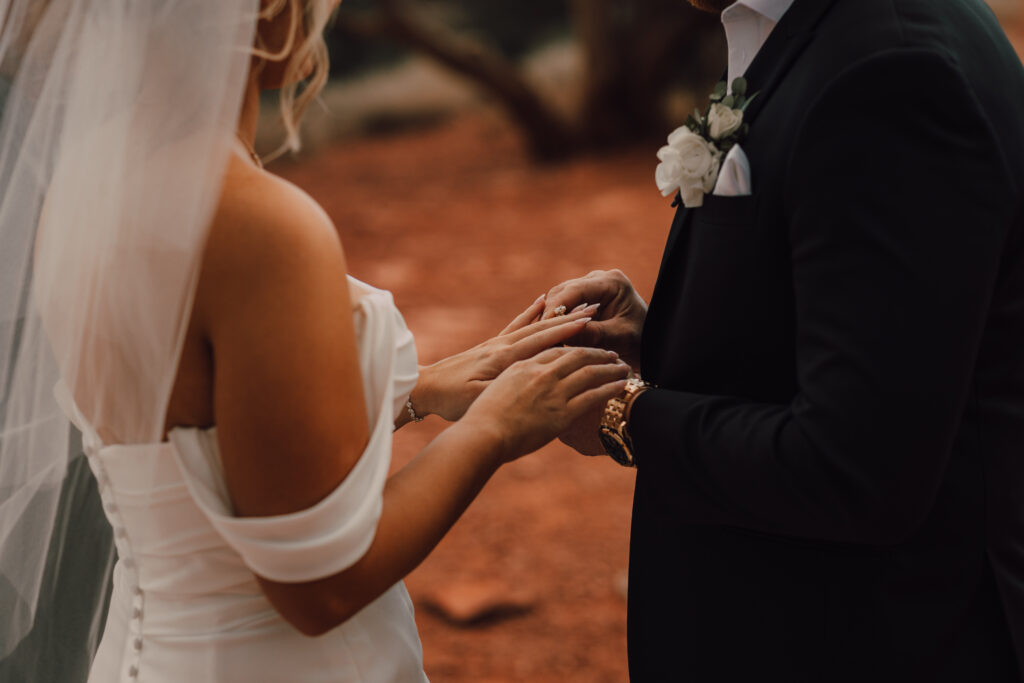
[
  {"xmin": 621, "ymin": 378, "xmax": 649, "ymax": 422},
  {"xmin": 600, "ymin": 377, "xmax": 651, "ymax": 467}
]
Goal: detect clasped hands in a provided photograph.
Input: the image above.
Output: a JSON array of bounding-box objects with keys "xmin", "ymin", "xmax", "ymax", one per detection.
[{"xmin": 407, "ymin": 269, "xmax": 646, "ymax": 460}]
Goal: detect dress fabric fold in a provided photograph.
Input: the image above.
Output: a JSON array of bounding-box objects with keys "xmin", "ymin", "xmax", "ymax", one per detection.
[{"xmin": 56, "ymin": 277, "xmax": 429, "ymax": 683}]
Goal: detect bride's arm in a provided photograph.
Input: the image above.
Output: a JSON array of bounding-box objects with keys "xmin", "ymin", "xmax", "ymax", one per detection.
[
  {"xmin": 196, "ymin": 169, "xmax": 627, "ymax": 636},
  {"xmin": 198, "ymin": 169, "xmax": 370, "ymax": 516}
]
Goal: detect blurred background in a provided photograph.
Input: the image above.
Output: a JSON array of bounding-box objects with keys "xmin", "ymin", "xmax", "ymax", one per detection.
[
  {"xmin": 0, "ymin": 2, "xmax": 1021, "ymax": 682},
  {"xmin": 257, "ymin": 1, "xmax": 1024, "ymax": 681}
]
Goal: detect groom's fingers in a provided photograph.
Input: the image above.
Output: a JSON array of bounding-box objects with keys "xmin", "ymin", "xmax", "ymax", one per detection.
[
  {"xmin": 541, "ymin": 288, "xmax": 587, "ymax": 319},
  {"xmin": 542, "ymin": 272, "xmax": 622, "ymax": 320},
  {"xmin": 541, "ymin": 279, "xmax": 589, "ymax": 319}
]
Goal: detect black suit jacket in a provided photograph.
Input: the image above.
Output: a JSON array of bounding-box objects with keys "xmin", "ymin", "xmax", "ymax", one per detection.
[{"xmin": 629, "ymin": 0, "xmax": 1024, "ymax": 680}]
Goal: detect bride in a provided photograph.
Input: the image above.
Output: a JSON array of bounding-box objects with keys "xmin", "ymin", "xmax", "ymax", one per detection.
[{"xmin": 0, "ymin": 0, "xmax": 628, "ymax": 680}]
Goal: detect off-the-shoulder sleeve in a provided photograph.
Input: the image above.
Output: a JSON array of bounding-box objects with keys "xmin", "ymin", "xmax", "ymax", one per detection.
[{"xmin": 169, "ymin": 285, "xmax": 418, "ymax": 583}]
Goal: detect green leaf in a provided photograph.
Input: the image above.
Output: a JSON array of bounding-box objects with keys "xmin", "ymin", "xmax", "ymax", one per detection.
[
  {"xmin": 732, "ymin": 77, "xmax": 748, "ymax": 97},
  {"xmin": 734, "ymin": 95, "xmax": 747, "ymax": 109},
  {"xmin": 722, "ymin": 95, "xmax": 735, "ymax": 108},
  {"xmin": 685, "ymin": 115, "xmax": 700, "ymax": 131},
  {"xmin": 713, "ymin": 81, "xmax": 728, "ymax": 98},
  {"xmin": 740, "ymin": 91, "xmax": 759, "ymax": 112}
]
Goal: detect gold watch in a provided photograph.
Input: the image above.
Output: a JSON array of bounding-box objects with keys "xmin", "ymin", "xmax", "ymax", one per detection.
[{"xmin": 599, "ymin": 377, "xmax": 651, "ymax": 468}]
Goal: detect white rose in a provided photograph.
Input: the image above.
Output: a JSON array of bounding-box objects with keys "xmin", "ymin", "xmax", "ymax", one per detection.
[
  {"xmin": 655, "ymin": 145, "xmax": 684, "ymax": 197},
  {"xmin": 655, "ymin": 125, "xmax": 722, "ymax": 208},
  {"xmin": 708, "ymin": 103, "xmax": 744, "ymax": 141}
]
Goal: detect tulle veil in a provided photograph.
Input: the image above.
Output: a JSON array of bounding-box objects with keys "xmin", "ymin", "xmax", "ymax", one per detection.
[{"xmin": 0, "ymin": 0, "xmax": 259, "ymax": 677}]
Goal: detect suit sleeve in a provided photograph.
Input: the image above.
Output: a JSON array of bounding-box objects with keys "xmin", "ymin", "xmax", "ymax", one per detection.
[{"xmin": 629, "ymin": 48, "xmax": 1018, "ymax": 545}]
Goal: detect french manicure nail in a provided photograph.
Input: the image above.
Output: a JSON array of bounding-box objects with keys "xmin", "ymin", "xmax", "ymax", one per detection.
[{"xmin": 571, "ymin": 303, "xmax": 587, "ymax": 313}]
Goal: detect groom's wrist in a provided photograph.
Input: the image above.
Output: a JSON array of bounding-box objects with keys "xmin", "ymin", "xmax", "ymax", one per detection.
[
  {"xmin": 599, "ymin": 378, "xmax": 651, "ymax": 467},
  {"xmin": 622, "ymin": 383, "xmax": 647, "ymax": 428},
  {"xmin": 620, "ymin": 379, "xmax": 650, "ymax": 457}
]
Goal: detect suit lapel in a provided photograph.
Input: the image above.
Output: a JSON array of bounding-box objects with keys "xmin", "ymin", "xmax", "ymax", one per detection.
[
  {"xmin": 659, "ymin": 199, "xmax": 692, "ymax": 272},
  {"xmin": 642, "ymin": 0, "xmax": 841, "ymax": 379},
  {"xmin": 654, "ymin": 0, "xmax": 840, "ymax": 268},
  {"xmin": 643, "ymin": 201, "xmax": 693, "ymax": 379},
  {"xmin": 741, "ymin": 0, "xmax": 839, "ymax": 124}
]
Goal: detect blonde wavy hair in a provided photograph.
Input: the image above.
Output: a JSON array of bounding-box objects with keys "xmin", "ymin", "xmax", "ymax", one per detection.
[{"xmin": 254, "ymin": 0, "xmax": 334, "ymax": 157}]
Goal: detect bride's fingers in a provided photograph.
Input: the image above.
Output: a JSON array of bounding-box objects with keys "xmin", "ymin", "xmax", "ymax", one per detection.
[
  {"xmin": 565, "ymin": 379, "xmax": 630, "ymax": 419},
  {"xmin": 499, "ymin": 294, "xmax": 547, "ymax": 335},
  {"xmin": 506, "ymin": 314, "xmax": 600, "ymax": 359},
  {"xmin": 547, "ymin": 347, "xmax": 621, "ymax": 378},
  {"xmin": 538, "ymin": 301, "xmax": 587, "ymax": 321},
  {"xmin": 559, "ymin": 361, "xmax": 630, "ymax": 397},
  {"xmin": 531, "ymin": 345, "xmax": 576, "ymax": 365},
  {"xmin": 503, "ymin": 303, "xmax": 598, "ymax": 344}
]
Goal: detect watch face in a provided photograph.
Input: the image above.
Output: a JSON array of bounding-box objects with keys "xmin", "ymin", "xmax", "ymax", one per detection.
[{"xmin": 599, "ymin": 428, "xmax": 634, "ymax": 468}]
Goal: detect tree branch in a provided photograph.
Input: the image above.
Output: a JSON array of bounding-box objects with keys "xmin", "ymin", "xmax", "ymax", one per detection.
[{"xmin": 334, "ymin": 3, "xmax": 576, "ymax": 162}]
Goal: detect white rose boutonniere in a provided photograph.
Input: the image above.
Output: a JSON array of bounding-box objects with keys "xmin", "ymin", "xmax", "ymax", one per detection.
[
  {"xmin": 656, "ymin": 128, "xmax": 721, "ymax": 208},
  {"xmin": 655, "ymin": 77, "xmax": 759, "ymax": 208},
  {"xmin": 708, "ymin": 103, "xmax": 744, "ymax": 141}
]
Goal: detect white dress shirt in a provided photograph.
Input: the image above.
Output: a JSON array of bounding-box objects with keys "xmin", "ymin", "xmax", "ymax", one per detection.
[
  {"xmin": 721, "ymin": 0, "xmax": 796, "ymax": 87},
  {"xmin": 711, "ymin": 0, "xmax": 793, "ymax": 197}
]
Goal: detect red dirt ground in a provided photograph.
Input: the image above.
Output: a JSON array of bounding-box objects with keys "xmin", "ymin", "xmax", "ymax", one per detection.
[
  {"xmin": 279, "ymin": 112, "xmax": 667, "ymax": 682},
  {"xmin": 277, "ymin": 18, "xmax": 1024, "ymax": 680}
]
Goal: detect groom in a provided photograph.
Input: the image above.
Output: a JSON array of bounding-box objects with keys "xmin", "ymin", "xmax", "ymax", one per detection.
[{"xmin": 545, "ymin": 0, "xmax": 1024, "ymax": 680}]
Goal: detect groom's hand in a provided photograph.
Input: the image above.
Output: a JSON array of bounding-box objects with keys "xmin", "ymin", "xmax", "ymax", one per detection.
[
  {"xmin": 542, "ymin": 270, "xmax": 647, "ymax": 371},
  {"xmin": 558, "ymin": 356, "xmax": 633, "ymax": 456},
  {"xmin": 557, "ymin": 401, "xmax": 608, "ymax": 456}
]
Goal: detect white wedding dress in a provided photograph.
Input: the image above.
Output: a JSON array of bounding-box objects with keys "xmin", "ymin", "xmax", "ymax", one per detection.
[{"xmin": 54, "ymin": 277, "xmax": 430, "ymax": 683}]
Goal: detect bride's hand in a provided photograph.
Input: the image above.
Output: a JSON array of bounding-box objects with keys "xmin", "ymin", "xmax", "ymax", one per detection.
[
  {"xmin": 461, "ymin": 346, "xmax": 631, "ymax": 463},
  {"xmin": 411, "ymin": 297, "xmax": 601, "ymax": 422}
]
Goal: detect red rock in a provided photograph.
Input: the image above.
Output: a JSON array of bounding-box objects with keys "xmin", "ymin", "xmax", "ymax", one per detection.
[{"xmin": 419, "ymin": 579, "xmax": 534, "ymax": 627}]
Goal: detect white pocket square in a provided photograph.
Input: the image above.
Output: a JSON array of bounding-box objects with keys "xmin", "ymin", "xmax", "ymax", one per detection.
[{"xmin": 713, "ymin": 144, "xmax": 752, "ymax": 197}]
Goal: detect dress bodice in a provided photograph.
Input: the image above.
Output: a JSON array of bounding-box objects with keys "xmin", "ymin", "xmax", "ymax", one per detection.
[{"xmin": 56, "ymin": 277, "xmax": 429, "ymax": 683}]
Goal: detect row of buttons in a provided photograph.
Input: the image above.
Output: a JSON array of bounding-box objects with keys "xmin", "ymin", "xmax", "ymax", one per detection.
[{"xmin": 93, "ymin": 455, "xmax": 145, "ymax": 681}]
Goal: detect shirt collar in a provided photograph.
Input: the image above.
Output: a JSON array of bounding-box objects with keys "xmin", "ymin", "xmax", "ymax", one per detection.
[{"xmin": 725, "ymin": 0, "xmax": 794, "ymax": 23}]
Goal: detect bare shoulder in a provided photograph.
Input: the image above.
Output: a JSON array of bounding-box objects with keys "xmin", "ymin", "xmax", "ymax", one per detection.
[
  {"xmin": 188, "ymin": 155, "xmax": 369, "ymax": 519},
  {"xmin": 207, "ymin": 155, "xmax": 343, "ymax": 273},
  {"xmin": 194, "ymin": 155, "xmax": 352, "ymax": 338}
]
